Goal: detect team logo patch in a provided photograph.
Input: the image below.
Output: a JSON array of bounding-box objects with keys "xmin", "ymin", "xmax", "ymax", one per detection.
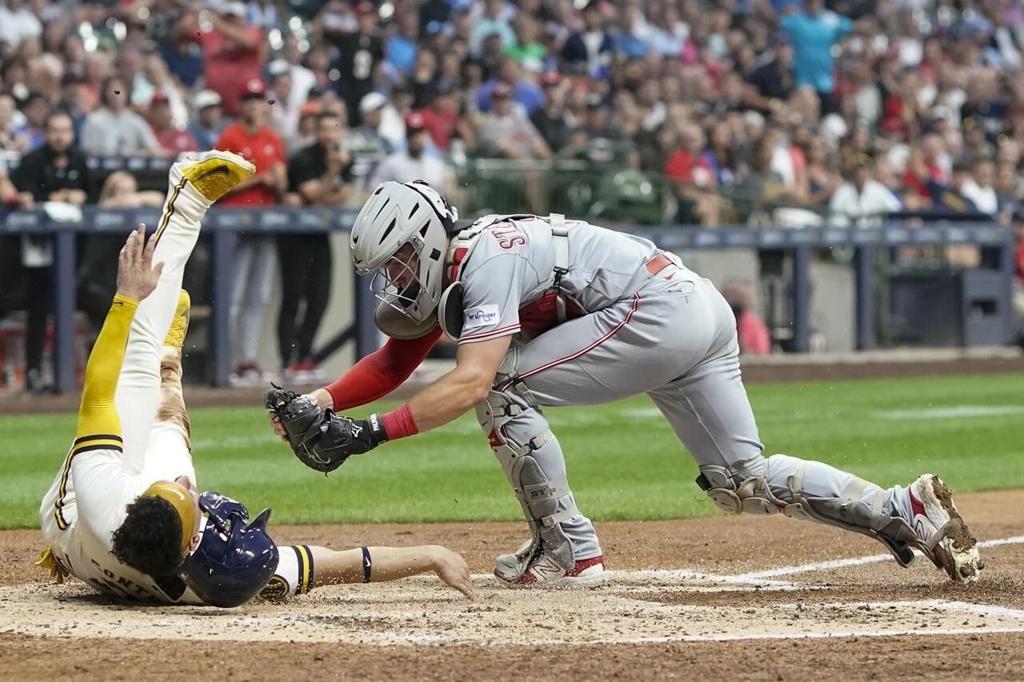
[
  {"xmin": 259, "ymin": 575, "xmax": 290, "ymax": 601},
  {"xmin": 463, "ymin": 305, "xmax": 500, "ymax": 332}
]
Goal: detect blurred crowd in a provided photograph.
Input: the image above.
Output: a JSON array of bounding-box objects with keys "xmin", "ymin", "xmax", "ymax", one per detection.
[{"xmin": 2, "ymin": 0, "xmax": 1024, "ymax": 386}]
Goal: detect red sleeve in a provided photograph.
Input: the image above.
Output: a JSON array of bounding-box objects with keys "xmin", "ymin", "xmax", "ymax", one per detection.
[{"xmin": 326, "ymin": 327, "xmax": 443, "ymax": 411}]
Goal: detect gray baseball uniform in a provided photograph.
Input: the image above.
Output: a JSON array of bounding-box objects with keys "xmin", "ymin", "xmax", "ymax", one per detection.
[{"xmin": 454, "ymin": 216, "xmax": 914, "ymax": 565}]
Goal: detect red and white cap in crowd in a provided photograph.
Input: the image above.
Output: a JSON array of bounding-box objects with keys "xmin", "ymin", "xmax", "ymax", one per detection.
[
  {"xmin": 240, "ymin": 79, "xmax": 267, "ymax": 99},
  {"xmin": 405, "ymin": 112, "xmax": 427, "ymax": 133}
]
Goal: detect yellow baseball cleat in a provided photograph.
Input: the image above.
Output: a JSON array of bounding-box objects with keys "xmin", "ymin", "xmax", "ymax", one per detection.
[
  {"xmin": 176, "ymin": 150, "xmax": 255, "ymax": 203},
  {"xmin": 164, "ymin": 290, "xmax": 191, "ymax": 349}
]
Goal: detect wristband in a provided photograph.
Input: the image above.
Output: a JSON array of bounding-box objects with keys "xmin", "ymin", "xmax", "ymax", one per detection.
[
  {"xmin": 360, "ymin": 546, "xmax": 372, "ymax": 583},
  {"xmin": 379, "ymin": 404, "xmax": 419, "ymax": 441}
]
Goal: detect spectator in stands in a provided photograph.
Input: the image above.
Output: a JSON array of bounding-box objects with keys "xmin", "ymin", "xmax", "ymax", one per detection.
[
  {"xmin": 415, "ymin": 84, "xmax": 473, "ymax": 154},
  {"xmin": 10, "ymin": 111, "xmax": 91, "ymax": 393},
  {"xmin": 961, "ymin": 157, "xmax": 999, "ymax": 215},
  {"xmin": 78, "ymin": 170, "xmax": 167, "ymax": 332},
  {"xmin": 387, "ymin": 10, "xmax": 419, "ymax": 78},
  {"xmin": 928, "ymin": 161, "xmax": 980, "ymax": 215},
  {"xmin": 664, "ymin": 122, "xmax": 720, "ymax": 225},
  {"xmin": 149, "ymin": 92, "xmax": 198, "ymax": 156},
  {"xmin": 471, "ymin": 0, "xmax": 515, "ymax": 56},
  {"xmin": 188, "ymin": 90, "xmax": 226, "ymax": 151},
  {"xmin": 733, "ymin": 133, "xmax": 791, "ymax": 221},
  {"xmin": 278, "ymin": 109, "xmax": 354, "ymax": 381},
  {"xmin": 140, "ymin": 53, "xmax": 189, "ymax": 129},
  {"xmin": 721, "ymin": 281, "xmax": 771, "ymax": 356},
  {"xmin": 476, "ymin": 57, "xmax": 545, "ymax": 115},
  {"xmin": 97, "ymin": 171, "xmax": 164, "ymax": 208},
  {"xmin": 14, "ymin": 92, "xmax": 48, "ymax": 151},
  {"xmin": 370, "ymin": 112, "xmax": 449, "ymax": 190},
  {"xmin": 580, "ymin": 93, "xmax": 625, "ymax": 143},
  {"xmin": 267, "ymin": 60, "xmax": 299, "ymax": 141},
  {"xmin": 0, "ymin": 93, "xmax": 28, "ymax": 153},
  {"xmin": 178, "ymin": 1, "xmax": 265, "ymax": 118},
  {"xmin": 560, "ymin": 0, "xmax": 613, "ymax": 77},
  {"xmin": 779, "ymin": 0, "xmax": 853, "ymax": 114},
  {"xmin": 530, "ymin": 73, "xmax": 572, "ymax": 153},
  {"xmin": 0, "ymin": 0, "xmax": 41, "ymax": 50},
  {"xmin": 349, "ymin": 91, "xmax": 402, "ymax": 157},
  {"xmin": 745, "ymin": 33, "xmax": 796, "ymax": 115},
  {"xmin": 477, "ymin": 82, "xmax": 551, "ymax": 160},
  {"xmin": 828, "ymin": 153, "xmax": 902, "ymax": 227},
  {"xmin": 802, "ymin": 133, "xmax": 841, "ymax": 206},
  {"xmin": 323, "ymin": 1, "xmax": 384, "ymax": 126},
  {"xmin": 409, "ymin": 48, "xmax": 440, "ymax": 110},
  {"xmin": 290, "ymin": 101, "xmax": 323, "ymax": 153},
  {"xmin": 215, "ymin": 79, "xmax": 287, "ymax": 386},
  {"xmin": 80, "ymin": 77, "xmax": 162, "ymax": 156},
  {"xmin": 506, "ymin": 14, "xmax": 546, "ymax": 73}
]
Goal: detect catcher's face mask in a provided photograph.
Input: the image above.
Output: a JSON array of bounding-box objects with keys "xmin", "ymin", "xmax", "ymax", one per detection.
[{"xmin": 371, "ymin": 242, "xmax": 423, "ymax": 313}]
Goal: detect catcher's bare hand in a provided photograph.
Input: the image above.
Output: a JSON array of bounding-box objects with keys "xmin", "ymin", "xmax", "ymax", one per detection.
[
  {"xmin": 116, "ymin": 224, "xmax": 164, "ymax": 301},
  {"xmin": 430, "ymin": 546, "xmax": 475, "ymax": 600}
]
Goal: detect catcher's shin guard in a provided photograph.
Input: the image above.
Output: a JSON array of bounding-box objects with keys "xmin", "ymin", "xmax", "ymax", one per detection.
[
  {"xmin": 476, "ymin": 389, "xmax": 578, "ymax": 580},
  {"xmin": 698, "ymin": 455, "xmax": 918, "ymax": 566}
]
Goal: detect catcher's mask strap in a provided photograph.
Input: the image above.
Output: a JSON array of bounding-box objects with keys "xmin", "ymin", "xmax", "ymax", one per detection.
[{"xmin": 141, "ymin": 481, "xmax": 198, "ymax": 556}]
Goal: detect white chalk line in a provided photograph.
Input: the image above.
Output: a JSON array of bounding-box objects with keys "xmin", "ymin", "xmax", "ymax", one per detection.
[
  {"xmin": 464, "ymin": 534, "xmax": 1024, "ymax": 588},
  {"xmin": 732, "ymin": 535, "xmax": 1024, "ymax": 582}
]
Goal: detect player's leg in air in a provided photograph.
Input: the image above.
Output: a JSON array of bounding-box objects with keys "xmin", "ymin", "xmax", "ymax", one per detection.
[
  {"xmin": 486, "ymin": 266, "xmax": 982, "ymax": 586},
  {"xmin": 37, "ymin": 151, "xmax": 260, "ymax": 598}
]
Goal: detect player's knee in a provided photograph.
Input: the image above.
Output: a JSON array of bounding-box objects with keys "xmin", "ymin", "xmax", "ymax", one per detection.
[{"xmin": 696, "ymin": 456, "xmax": 780, "ymax": 515}]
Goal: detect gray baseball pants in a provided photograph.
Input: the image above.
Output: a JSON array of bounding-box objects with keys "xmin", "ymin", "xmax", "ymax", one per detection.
[{"xmin": 484, "ymin": 264, "xmax": 913, "ymax": 561}]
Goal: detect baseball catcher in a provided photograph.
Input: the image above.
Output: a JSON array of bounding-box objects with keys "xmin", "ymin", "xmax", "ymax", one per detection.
[
  {"xmin": 271, "ymin": 180, "xmax": 984, "ymax": 588},
  {"xmin": 37, "ymin": 157, "xmax": 472, "ymax": 608}
]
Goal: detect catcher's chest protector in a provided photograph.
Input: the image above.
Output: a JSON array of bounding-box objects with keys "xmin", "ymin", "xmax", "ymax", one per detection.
[{"xmin": 439, "ymin": 214, "xmax": 586, "ymax": 341}]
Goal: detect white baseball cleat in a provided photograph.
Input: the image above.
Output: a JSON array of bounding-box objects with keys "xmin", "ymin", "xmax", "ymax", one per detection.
[
  {"xmin": 494, "ymin": 553, "xmax": 607, "ymax": 589},
  {"xmin": 172, "ymin": 149, "xmax": 255, "ymax": 203},
  {"xmin": 907, "ymin": 474, "xmax": 984, "ymax": 583}
]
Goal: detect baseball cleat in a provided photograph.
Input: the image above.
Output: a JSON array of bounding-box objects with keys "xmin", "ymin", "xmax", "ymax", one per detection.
[
  {"xmin": 495, "ymin": 554, "xmax": 606, "ymax": 589},
  {"xmin": 163, "ymin": 290, "xmax": 191, "ymax": 349},
  {"xmin": 174, "ymin": 149, "xmax": 254, "ymax": 203},
  {"xmin": 908, "ymin": 474, "xmax": 984, "ymax": 583}
]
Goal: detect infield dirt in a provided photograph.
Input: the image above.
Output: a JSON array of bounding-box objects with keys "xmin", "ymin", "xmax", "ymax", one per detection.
[{"xmin": 2, "ymin": 489, "xmax": 1023, "ymax": 680}]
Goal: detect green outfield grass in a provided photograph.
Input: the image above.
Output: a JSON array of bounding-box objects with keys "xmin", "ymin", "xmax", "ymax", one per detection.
[{"xmin": 2, "ymin": 373, "xmax": 1023, "ymax": 529}]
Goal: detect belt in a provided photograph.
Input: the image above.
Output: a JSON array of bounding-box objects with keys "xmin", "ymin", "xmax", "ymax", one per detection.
[{"xmin": 645, "ymin": 252, "xmax": 673, "ymax": 276}]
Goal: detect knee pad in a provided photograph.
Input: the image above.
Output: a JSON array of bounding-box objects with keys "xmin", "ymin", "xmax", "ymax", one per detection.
[{"xmin": 696, "ymin": 462, "xmax": 782, "ymax": 515}]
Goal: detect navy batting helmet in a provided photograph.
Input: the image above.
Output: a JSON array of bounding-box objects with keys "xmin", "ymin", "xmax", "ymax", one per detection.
[{"xmin": 181, "ymin": 492, "xmax": 279, "ymax": 608}]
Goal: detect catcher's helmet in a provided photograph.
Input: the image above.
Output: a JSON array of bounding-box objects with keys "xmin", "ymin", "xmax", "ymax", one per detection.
[
  {"xmin": 181, "ymin": 492, "xmax": 279, "ymax": 608},
  {"xmin": 351, "ymin": 180, "xmax": 458, "ymax": 325}
]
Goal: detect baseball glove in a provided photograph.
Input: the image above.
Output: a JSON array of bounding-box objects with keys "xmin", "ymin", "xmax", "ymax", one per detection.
[{"xmin": 264, "ymin": 385, "xmax": 387, "ymax": 473}]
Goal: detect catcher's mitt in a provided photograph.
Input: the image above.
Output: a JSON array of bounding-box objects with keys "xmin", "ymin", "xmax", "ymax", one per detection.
[{"xmin": 264, "ymin": 385, "xmax": 386, "ymax": 473}]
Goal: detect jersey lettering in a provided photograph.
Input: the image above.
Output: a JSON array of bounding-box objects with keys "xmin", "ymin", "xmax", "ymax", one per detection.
[{"xmin": 490, "ymin": 225, "xmax": 526, "ymax": 250}]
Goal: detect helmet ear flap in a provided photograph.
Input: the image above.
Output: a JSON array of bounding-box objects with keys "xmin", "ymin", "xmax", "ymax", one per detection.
[{"xmin": 438, "ymin": 282, "xmax": 464, "ymax": 341}]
